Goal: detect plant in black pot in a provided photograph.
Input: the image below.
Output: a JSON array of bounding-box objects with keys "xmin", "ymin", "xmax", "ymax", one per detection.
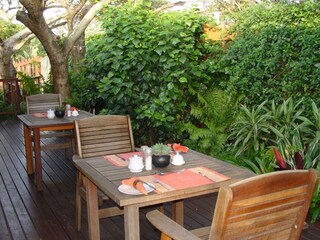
[
  {"xmin": 151, "ymin": 143, "xmax": 171, "ymax": 168},
  {"xmin": 54, "ymin": 106, "xmax": 65, "ymax": 118}
]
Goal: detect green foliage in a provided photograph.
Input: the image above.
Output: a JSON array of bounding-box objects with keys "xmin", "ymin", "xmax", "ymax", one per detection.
[
  {"xmin": 54, "ymin": 106, "xmax": 65, "ymax": 111},
  {"xmin": 183, "ymin": 88, "xmax": 239, "ymax": 156},
  {"xmin": 152, "ymin": 143, "xmax": 171, "ymax": 155},
  {"xmin": 0, "ymin": 89, "xmax": 18, "ymax": 119},
  {"xmin": 227, "ymin": 98, "xmax": 319, "ymax": 171},
  {"xmin": 310, "ymin": 179, "xmax": 320, "ymax": 224},
  {"xmin": 220, "ymin": 1, "xmax": 320, "ymax": 109},
  {"xmin": 72, "ymin": 3, "xmax": 217, "ymax": 145},
  {"xmin": 267, "ymin": 98, "xmax": 317, "ymax": 169},
  {"xmin": 303, "ymin": 102, "xmax": 320, "ymax": 170},
  {"xmin": 42, "ymin": 77, "xmax": 54, "ymax": 93},
  {"xmin": 228, "ymin": 101, "xmax": 271, "ymax": 159},
  {"xmin": 0, "ymin": 19, "xmax": 23, "ymax": 40},
  {"xmin": 243, "ymin": 149, "xmax": 277, "ymax": 174},
  {"xmin": 18, "ymin": 72, "xmax": 41, "ymax": 96}
]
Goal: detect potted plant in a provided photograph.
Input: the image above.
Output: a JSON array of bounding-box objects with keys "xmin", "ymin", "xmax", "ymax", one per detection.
[
  {"xmin": 54, "ymin": 106, "xmax": 65, "ymax": 118},
  {"xmin": 151, "ymin": 143, "xmax": 171, "ymax": 168}
]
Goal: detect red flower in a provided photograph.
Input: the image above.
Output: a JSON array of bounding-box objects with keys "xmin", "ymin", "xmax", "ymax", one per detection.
[
  {"xmin": 294, "ymin": 152, "xmax": 304, "ymax": 169},
  {"xmin": 273, "ymin": 147, "xmax": 287, "ymax": 170}
]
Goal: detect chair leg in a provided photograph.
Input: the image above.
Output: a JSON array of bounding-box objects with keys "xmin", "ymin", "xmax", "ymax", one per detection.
[
  {"xmin": 158, "ymin": 204, "xmax": 164, "ymax": 213},
  {"xmin": 76, "ymin": 171, "xmax": 82, "ymax": 231}
]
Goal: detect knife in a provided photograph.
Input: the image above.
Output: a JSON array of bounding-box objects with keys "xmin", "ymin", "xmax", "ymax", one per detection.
[{"xmin": 140, "ymin": 180, "xmax": 157, "ymax": 191}]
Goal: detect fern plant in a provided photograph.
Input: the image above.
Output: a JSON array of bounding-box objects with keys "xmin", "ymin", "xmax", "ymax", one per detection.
[{"xmin": 183, "ymin": 89, "xmax": 239, "ymax": 156}]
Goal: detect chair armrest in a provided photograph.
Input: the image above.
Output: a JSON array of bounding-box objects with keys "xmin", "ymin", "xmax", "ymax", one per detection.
[
  {"xmin": 146, "ymin": 210, "xmax": 201, "ymax": 240},
  {"xmin": 72, "ymin": 154, "xmax": 82, "ymax": 161}
]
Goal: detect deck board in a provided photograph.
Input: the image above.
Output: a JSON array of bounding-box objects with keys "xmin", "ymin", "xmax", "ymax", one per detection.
[{"xmin": 0, "ymin": 118, "xmax": 319, "ymax": 240}]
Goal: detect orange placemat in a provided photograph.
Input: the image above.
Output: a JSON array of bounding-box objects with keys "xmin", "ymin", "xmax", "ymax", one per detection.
[
  {"xmin": 104, "ymin": 152, "xmax": 143, "ymax": 167},
  {"xmin": 189, "ymin": 166, "xmax": 230, "ymax": 182},
  {"xmin": 33, "ymin": 113, "xmax": 47, "ymax": 117},
  {"xmin": 152, "ymin": 167, "xmax": 230, "ymax": 191}
]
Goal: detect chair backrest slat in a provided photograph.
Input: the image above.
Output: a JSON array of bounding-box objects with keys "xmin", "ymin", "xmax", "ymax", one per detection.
[
  {"xmin": 26, "ymin": 93, "xmax": 62, "ymax": 114},
  {"xmin": 210, "ymin": 169, "xmax": 318, "ymax": 240},
  {"xmin": 75, "ymin": 115, "xmax": 135, "ymax": 158}
]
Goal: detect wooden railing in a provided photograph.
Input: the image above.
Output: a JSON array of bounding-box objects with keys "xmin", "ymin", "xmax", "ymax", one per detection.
[{"xmin": 0, "ymin": 78, "xmax": 22, "ymax": 115}]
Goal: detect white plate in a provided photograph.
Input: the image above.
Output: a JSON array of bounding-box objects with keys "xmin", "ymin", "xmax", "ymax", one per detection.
[{"xmin": 118, "ymin": 183, "xmax": 154, "ymax": 195}]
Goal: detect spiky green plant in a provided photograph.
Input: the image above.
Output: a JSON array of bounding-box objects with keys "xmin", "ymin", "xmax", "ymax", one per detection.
[
  {"xmin": 228, "ymin": 101, "xmax": 271, "ymax": 159},
  {"xmin": 268, "ymin": 99, "xmax": 319, "ymax": 169},
  {"xmin": 243, "ymin": 148, "xmax": 277, "ymax": 174}
]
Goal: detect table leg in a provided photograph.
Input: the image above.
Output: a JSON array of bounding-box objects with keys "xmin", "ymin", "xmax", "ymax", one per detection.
[
  {"xmin": 23, "ymin": 125, "xmax": 33, "ymax": 175},
  {"xmin": 124, "ymin": 205, "xmax": 140, "ymax": 240},
  {"xmin": 172, "ymin": 200, "xmax": 184, "ymax": 225},
  {"xmin": 33, "ymin": 128, "xmax": 42, "ymax": 191},
  {"xmin": 86, "ymin": 179, "xmax": 100, "ymax": 240}
]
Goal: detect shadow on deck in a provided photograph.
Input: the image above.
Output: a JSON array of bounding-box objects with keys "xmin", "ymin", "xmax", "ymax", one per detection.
[{"xmin": 0, "ymin": 118, "xmax": 319, "ymax": 240}]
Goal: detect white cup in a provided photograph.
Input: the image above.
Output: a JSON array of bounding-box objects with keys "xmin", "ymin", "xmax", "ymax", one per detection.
[
  {"xmin": 128, "ymin": 155, "xmax": 144, "ymax": 172},
  {"xmin": 171, "ymin": 152, "xmax": 185, "ymax": 166},
  {"xmin": 47, "ymin": 109, "xmax": 55, "ymax": 119},
  {"xmin": 71, "ymin": 109, "xmax": 79, "ymax": 117}
]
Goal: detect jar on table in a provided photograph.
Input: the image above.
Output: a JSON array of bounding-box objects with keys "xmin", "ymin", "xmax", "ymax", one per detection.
[
  {"xmin": 65, "ymin": 104, "xmax": 71, "ymax": 117},
  {"xmin": 145, "ymin": 147, "xmax": 153, "ymax": 171}
]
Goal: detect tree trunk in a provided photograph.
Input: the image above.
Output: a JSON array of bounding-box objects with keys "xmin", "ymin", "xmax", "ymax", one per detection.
[
  {"xmin": 16, "ymin": 0, "xmax": 112, "ymax": 101},
  {"xmin": 50, "ymin": 55, "xmax": 70, "ymax": 100},
  {"xmin": 0, "ymin": 43, "xmax": 16, "ymax": 79}
]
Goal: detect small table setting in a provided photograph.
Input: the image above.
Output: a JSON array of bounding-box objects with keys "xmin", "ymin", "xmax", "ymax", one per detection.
[
  {"xmin": 113, "ymin": 143, "xmax": 231, "ymax": 195},
  {"xmin": 73, "ymin": 142, "xmax": 255, "ymax": 240},
  {"xmin": 17, "ymin": 106, "xmax": 93, "ymax": 191}
]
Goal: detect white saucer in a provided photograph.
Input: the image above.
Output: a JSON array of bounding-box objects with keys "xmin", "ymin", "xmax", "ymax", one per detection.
[
  {"xmin": 171, "ymin": 160, "xmax": 185, "ymax": 166},
  {"xmin": 128, "ymin": 168, "xmax": 143, "ymax": 173},
  {"xmin": 118, "ymin": 183, "xmax": 154, "ymax": 195}
]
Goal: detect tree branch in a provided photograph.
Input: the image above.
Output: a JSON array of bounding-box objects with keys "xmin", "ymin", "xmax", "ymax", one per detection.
[
  {"xmin": 64, "ymin": 0, "xmax": 112, "ymax": 51},
  {"xmin": 154, "ymin": 1, "xmax": 185, "ymax": 13}
]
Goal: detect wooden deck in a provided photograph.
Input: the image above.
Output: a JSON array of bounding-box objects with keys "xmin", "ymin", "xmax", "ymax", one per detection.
[{"xmin": 0, "ymin": 118, "xmax": 319, "ymax": 240}]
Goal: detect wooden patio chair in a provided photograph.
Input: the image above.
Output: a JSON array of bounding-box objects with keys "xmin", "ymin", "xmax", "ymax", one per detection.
[
  {"xmin": 74, "ymin": 115, "xmax": 135, "ymax": 230},
  {"xmin": 26, "ymin": 93, "xmax": 62, "ymax": 115},
  {"xmin": 26, "ymin": 93, "xmax": 73, "ymax": 154},
  {"xmin": 146, "ymin": 169, "xmax": 318, "ymax": 240}
]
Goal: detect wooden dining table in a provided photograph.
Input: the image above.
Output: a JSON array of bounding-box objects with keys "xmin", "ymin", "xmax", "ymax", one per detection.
[
  {"xmin": 17, "ymin": 110, "xmax": 93, "ymax": 191},
  {"xmin": 73, "ymin": 150, "xmax": 255, "ymax": 240}
]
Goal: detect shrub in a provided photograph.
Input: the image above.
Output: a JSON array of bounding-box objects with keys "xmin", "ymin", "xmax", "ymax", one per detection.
[
  {"xmin": 72, "ymin": 3, "xmax": 218, "ymax": 145},
  {"xmin": 220, "ymin": 1, "xmax": 320, "ymax": 110}
]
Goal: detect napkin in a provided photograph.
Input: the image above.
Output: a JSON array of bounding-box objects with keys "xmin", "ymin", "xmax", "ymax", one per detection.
[
  {"xmin": 122, "ymin": 177, "xmax": 148, "ymax": 195},
  {"xmin": 168, "ymin": 143, "xmax": 189, "ymax": 153}
]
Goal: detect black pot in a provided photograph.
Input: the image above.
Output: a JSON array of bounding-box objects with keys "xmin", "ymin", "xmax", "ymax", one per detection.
[
  {"xmin": 54, "ymin": 109, "xmax": 65, "ymax": 118},
  {"xmin": 152, "ymin": 155, "xmax": 170, "ymax": 168}
]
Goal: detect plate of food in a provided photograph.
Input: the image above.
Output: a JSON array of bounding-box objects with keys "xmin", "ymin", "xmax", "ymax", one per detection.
[{"xmin": 118, "ymin": 183, "xmax": 155, "ymax": 195}]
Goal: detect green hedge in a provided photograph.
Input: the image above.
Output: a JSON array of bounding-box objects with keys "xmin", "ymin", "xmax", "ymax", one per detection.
[
  {"xmin": 220, "ymin": 1, "xmax": 320, "ymax": 111},
  {"xmin": 71, "ymin": 4, "xmax": 218, "ymax": 145}
]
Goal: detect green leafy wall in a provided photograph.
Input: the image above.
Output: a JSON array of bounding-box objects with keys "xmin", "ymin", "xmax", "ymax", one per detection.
[
  {"xmin": 220, "ymin": 1, "xmax": 320, "ymax": 108},
  {"xmin": 71, "ymin": 4, "xmax": 217, "ymax": 145}
]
